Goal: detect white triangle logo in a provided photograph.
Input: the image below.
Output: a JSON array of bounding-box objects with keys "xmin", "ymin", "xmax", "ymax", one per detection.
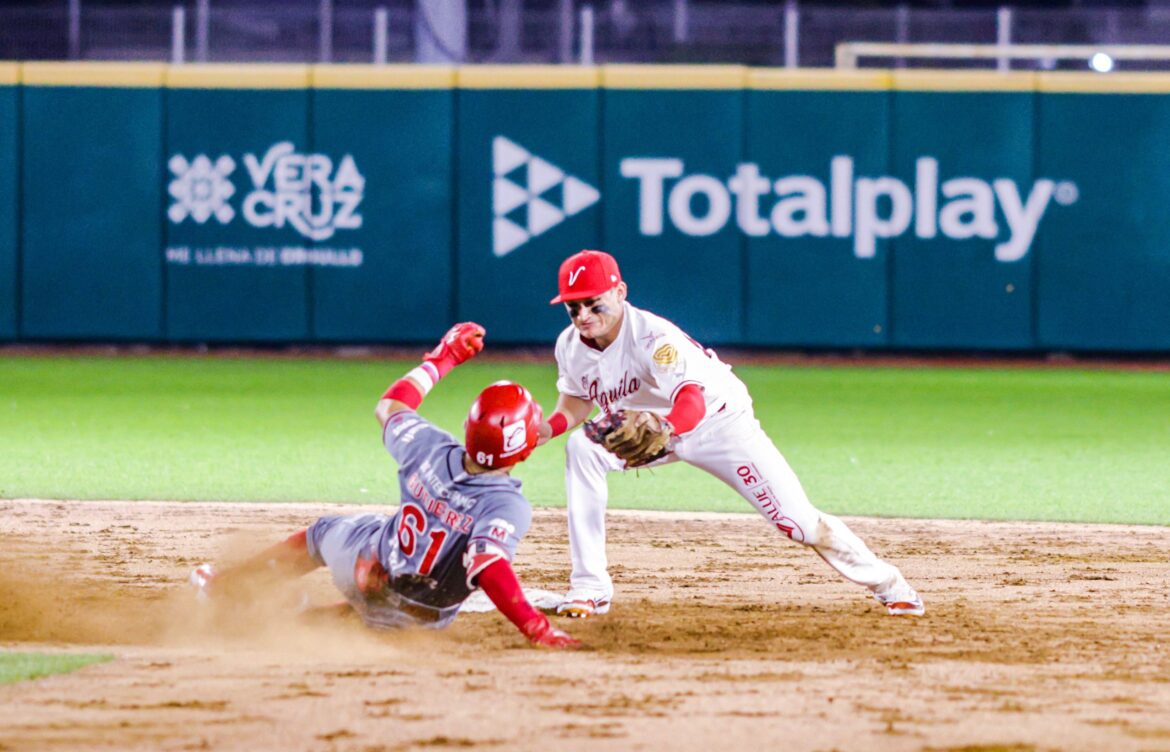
[
  {"xmin": 527, "ymin": 156, "xmax": 564, "ymax": 196},
  {"xmin": 493, "ymin": 216, "xmax": 529, "ymax": 257},
  {"xmin": 528, "ymin": 197, "xmax": 564, "ymax": 236},
  {"xmin": 490, "ymin": 135, "xmax": 600, "ymax": 258},
  {"xmin": 493, "ymin": 177, "xmax": 527, "ymax": 216},
  {"xmin": 493, "ymin": 136, "xmax": 529, "ymax": 177},
  {"xmin": 563, "ymin": 176, "xmax": 601, "ymax": 216}
]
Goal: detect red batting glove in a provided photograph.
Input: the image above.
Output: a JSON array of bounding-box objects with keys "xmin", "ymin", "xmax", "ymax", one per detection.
[
  {"xmin": 521, "ymin": 614, "xmax": 581, "ymax": 649},
  {"xmin": 424, "ymin": 322, "xmax": 486, "ymax": 379}
]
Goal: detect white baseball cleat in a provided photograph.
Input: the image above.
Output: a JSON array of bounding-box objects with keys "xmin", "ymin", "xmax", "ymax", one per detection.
[
  {"xmin": 875, "ymin": 588, "xmax": 925, "ymax": 617},
  {"xmin": 556, "ymin": 594, "xmax": 611, "ymax": 619},
  {"xmin": 188, "ymin": 563, "xmax": 218, "ymax": 602}
]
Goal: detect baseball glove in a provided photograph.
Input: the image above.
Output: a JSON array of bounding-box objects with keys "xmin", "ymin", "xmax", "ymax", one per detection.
[{"xmin": 584, "ymin": 410, "xmax": 673, "ymax": 467}]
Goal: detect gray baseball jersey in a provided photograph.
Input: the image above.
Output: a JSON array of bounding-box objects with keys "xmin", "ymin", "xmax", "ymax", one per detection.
[{"xmin": 306, "ymin": 410, "xmax": 532, "ymax": 629}]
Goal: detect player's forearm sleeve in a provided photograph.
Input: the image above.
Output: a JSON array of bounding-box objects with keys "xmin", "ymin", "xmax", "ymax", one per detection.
[
  {"xmin": 382, "ymin": 378, "xmax": 425, "ymax": 409},
  {"xmin": 477, "ymin": 558, "xmax": 549, "ymax": 637},
  {"xmin": 666, "ymin": 383, "xmax": 706, "ymax": 435},
  {"xmin": 547, "ymin": 412, "xmax": 569, "ymax": 438}
]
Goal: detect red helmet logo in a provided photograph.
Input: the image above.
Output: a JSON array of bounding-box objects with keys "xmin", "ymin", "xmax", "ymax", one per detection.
[{"xmin": 465, "ymin": 381, "xmax": 542, "ymax": 469}]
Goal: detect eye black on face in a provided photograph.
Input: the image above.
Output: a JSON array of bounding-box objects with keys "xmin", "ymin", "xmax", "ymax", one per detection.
[{"xmin": 566, "ymin": 297, "xmax": 605, "ymax": 318}]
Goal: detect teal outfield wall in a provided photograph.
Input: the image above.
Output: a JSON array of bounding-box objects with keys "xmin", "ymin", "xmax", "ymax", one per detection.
[
  {"xmin": 0, "ymin": 80, "xmax": 15, "ymax": 340},
  {"xmin": 22, "ymin": 85, "xmax": 164, "ymax": 339},
  {"xmin": 3, "ymin": 63, "xmax": 1170, "ymax": 351}
]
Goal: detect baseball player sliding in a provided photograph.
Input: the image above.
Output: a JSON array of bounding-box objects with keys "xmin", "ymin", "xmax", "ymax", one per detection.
[
  {"xmin": 190, "ymin": 322, "xmax": 578, "ymax": 648},
  {"xmin": 537, "ymin": 250, "xmax": 923, "ymax": 619}
]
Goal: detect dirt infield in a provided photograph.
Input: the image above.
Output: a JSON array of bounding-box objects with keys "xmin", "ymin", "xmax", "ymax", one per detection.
[{"xmin": 2, "ymin": 499, "xmax": 1169, "ymax": 752}]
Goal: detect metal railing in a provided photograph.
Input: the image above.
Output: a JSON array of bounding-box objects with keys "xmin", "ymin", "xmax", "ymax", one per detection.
[
  {"xmin": 2, "ymin": 2, "xmax": 1170, "ymax": 70},
  {"xmin": 836, "ymin": 42, "xmax": 1170, "ymax": 71}
]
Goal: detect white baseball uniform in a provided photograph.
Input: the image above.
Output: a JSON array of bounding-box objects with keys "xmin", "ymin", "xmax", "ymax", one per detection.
[{"xmin": 555, "ymin": 301, "xmax": 918, "ymax": 607}]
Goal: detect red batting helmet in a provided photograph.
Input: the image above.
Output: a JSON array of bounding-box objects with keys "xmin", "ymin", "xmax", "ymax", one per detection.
[{"xmin": 465, "ymin": 381, "xmax": 543, "ymax": 469}]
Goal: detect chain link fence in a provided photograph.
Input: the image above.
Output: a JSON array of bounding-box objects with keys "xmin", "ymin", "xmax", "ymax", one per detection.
[{"xmin": 2, "ymin": 1, "xmax": 1169, "ymax": 70}]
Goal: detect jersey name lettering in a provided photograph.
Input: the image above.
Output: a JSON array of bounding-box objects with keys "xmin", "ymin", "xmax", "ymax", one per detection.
[
  {"xmin": 587, "ymin": 372, "xmax": 641, "ymax": 413},
  {"xmin": 406, "ymin": 472, "xmax": 475, "ymax": 534},
  {"xmin": 417, "ymin": 458, "xmax": 476, "ymax": 509}
]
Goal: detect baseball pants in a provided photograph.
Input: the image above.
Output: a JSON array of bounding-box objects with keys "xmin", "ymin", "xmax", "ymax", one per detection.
[
  {"xmin": 306, "ymin": 514, "xmax": 455, "ymax": 629},
  {"xmin": 563, "ymin": 407, "xmax": 912, "ymax": 602}
]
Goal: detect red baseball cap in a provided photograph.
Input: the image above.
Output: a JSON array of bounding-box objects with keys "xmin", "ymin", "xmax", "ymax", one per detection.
[{"xmin": 549, "ymin": 250, "xmax": 623, "ymax": 304}]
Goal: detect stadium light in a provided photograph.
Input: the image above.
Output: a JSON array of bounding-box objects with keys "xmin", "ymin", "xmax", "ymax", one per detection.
[{"xmin": 1089, "ymin": 52, "xmax": 1115, "ymax": 73}]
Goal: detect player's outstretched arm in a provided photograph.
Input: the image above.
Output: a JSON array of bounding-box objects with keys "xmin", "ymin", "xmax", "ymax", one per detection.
[
  {"xmin": 375, "ymin": 322, "xmax": 486, "ymax": 427},
  {"xmin": 477, "ymin": 558, "xmax": 580, "ymax": 649},
  {"xmin": 536, "ymin": 393, "xmax": 594, "ymax": 446}
]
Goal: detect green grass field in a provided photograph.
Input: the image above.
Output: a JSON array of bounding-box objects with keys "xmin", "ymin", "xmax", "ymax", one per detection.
[
  {"xmin": 0, "ymin": 652, "xmax": 113, "ymax": 685},
  {"xmin": 1, "ymin": 355, "xmax": 1167, "ymax": 524}
]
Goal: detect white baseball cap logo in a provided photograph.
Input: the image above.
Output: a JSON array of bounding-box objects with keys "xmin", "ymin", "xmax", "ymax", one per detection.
[{"xmin": 567, "ymin": 265, "xmax": 587, "ymax": 287}]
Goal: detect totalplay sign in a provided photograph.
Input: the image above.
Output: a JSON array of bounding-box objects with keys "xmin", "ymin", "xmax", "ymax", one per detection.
[
  {"xmin": 620, "ymin": 156, "xmax": 1078, "ymax": 262},
  {"xmin": 488, "ymin": 137, "xmax": 1077, "ymax": 262}
]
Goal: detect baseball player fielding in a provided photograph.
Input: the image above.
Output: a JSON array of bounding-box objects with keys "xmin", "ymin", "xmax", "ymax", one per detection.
[{"xmin": 537, "ymin": 250, "xmax": 924, "ymax": 619}]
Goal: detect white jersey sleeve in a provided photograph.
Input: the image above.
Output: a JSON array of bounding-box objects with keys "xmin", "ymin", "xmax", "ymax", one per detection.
[
  {"xmin": 638, "ymin": 328, "xmax": 706, "ymax": 403},
  {"xmin": 625, "ymin": 307, "xmax": 752, "ymax": 419}
]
